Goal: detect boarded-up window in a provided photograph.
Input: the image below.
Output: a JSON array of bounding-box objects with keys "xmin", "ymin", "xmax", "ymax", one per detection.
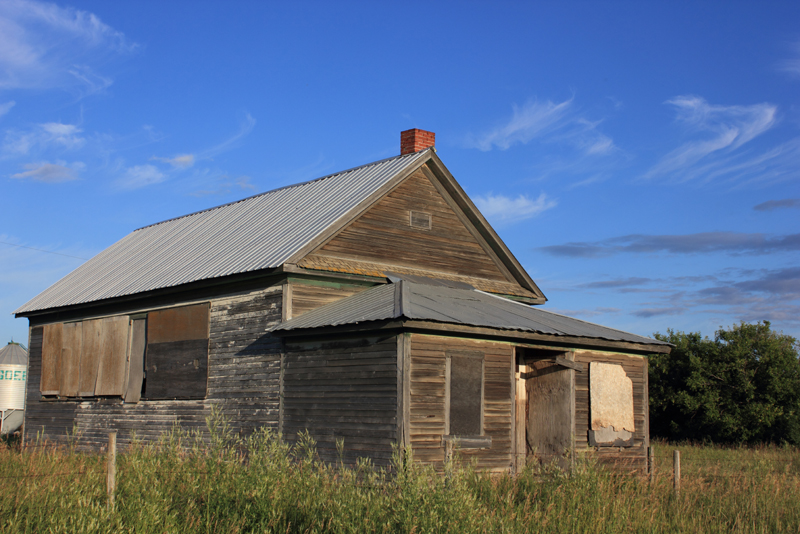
[
  {"xmin": 447, "ymin": 352, "xmax": 484, "ymax": 436},
  {"xmin": 143, "ymin": 303, "xmax": 209, "ymax": 400},
  {"xmin": 94, "ymin": 316, "xmax": 130, "ymax": 396},
  {"xmin": 79, "ymin": 319, "xmax": 102, "ymax": 396},
  {"xmin": 124, "ymin": 319, "xmax": 146, "ymax": 403},
  {"xmin": 589, "ymin": 362, "xmax": 634, "ymax": 447},
  {"xmin": 60, "ymin": 322, "xmax": 83, "ymax": 397},
  {"xmin": 40, "ymin": 323, "xmax": 63, "ymax": 395},
  {"xmin": 39, "ymin": 316, "xmax": 131, "ymax": 398}
]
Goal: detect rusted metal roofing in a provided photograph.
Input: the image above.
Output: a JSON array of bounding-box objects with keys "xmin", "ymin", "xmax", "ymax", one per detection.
[
  {"xmin": 16, "ymin": 150, "xmax": 431, "ymax": 314},
  {"xmin": 274, "ymin": 280, "xmax": 670, "ymax": 347}
]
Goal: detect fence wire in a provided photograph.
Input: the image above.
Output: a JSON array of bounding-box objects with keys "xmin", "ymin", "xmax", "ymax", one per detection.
[{"xmin": 1, "ymin": 442, "xmax": 798, "ymax": 485}]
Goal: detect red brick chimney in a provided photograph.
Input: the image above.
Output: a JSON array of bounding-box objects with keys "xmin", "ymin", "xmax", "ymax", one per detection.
[{"xmin": 400, "ymin": 129, "xmax": 435, "ymax": 155}]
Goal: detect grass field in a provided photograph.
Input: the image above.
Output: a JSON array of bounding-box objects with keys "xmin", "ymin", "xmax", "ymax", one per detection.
[{"xmin": 1, "ymin": 420, "xmax": 798, "ymax": 533}]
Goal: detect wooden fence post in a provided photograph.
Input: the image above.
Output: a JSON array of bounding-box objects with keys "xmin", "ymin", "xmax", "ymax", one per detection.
[
  {"xmin": 107, "ymin": 430, "xmax": 117, "ymax": 509},
  {"xmin": 673, "ymin": 450, "xmax": 680, "ymax": 497},
  {"xmin": 648, "ymin": 446, "xmax": 654, "ymax": 485}
]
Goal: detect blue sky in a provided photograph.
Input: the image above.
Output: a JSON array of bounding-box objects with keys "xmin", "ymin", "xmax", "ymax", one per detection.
[{"xmin": 1, "ymin": 0, "xmax": 799, "ymax": 344}]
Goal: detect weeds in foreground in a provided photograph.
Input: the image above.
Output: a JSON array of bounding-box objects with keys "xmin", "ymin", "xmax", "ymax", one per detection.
[{"xmin": 0, "ymin": 416, "xmax": 798, "ymax": 533}]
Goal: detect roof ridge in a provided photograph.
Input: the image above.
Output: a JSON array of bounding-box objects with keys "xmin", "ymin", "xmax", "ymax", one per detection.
[{"xmin": 134, "ymin": 150, "xmax": 430, "ymax": 232}]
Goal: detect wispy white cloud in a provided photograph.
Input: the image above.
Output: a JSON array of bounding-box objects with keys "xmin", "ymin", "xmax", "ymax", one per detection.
[
  {"xmin": 0, "ymin": 0, "xmax": 136, "ymax": 94},
  {"xmin": 2, "ymin": 121, "xmax": 85, "ymax": 155},
  {"xmin": 644, "ymin": 96, "xmax": 778, "ymax": 182},
  {"xmin": 189, "ymin": 175, "xmax": 256, "ymax": 197},
  {"xmin": 151, "ymin": 154, "xmax": 195, "ymax": 168},
  {"xmin": 468, "ymin": 97, "xmax": 617, "ymax": 158},
  {"xmin": 3, "ymin": 130, "xmax": 34, "ymax": 154},
  {"xmin": 777, "ymin": 40, "xmax": 800, "ymax": 78},
  {"xmin": 566, "ymin": 174, "xmax": 606, "ymax": 189},
  {"xmin": 585, "ymin": 134, "xmax": 614, "ymax": 155},
  {"xmin": 66, "ymin": 64, "xmax": 113, "ymax": 94},
  {"xmin": 136, "ymin": 114, "xmax": 256, "ymax": 190},
  {"xmin": 474, "ymin": 192, "xmax": 557, "ymax": 226},
  {"xmin": 669, "ymin": 95, "xmax": 775, "ymax": 148},
  {"xmin": 683, "ymin": 137, "xmax": 800, "ymax": 188},
  {"xmin": 10, "ymin": 160, "xmax": 83, "ymax": 182},
  {"xmin": 0, "ymin": 101, "xmax": 14, "ymax": 117},
  {"xmin": 471, "ymin": 99, "xmax": 572, "ymax": 151},
  {"xmin": 564, "ymin": 118, "xmax": 616, "ymax": 156},
  {"xmin": 40, "ymin": 122, "xmax": 85, "ymax": 149},
  {"xmin": 116, "ymin": 164, "xmax": 165, "ymax": 189},
  {"xmin": 146, "ymin": 114, "xmax": 256, "ymax": 179},
  {"xmin": 197, "ymin": 113, "xmax": 256, "ymax": 159}
]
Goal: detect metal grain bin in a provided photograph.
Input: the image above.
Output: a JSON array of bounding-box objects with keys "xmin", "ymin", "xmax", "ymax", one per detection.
[{"xmin": 0, "ymin": 342, "xmax": 28, "ymax": 434}]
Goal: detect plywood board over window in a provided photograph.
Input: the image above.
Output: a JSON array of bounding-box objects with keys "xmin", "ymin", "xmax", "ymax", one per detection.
[
  {"xmin": 40, "ymin": 316, "xmax": 131, "ymax": 398},
  {"xmin": 94, "ymin": 316, "xmax": 131, "ymax": 396},
  {"xmin": 40, "ymin": 323, "xmax": 63, "ymax": 395},
  {"xmin": 143, "ymin": 303, "xmax": 210, "ymax": 400},
  {"xmin": 589, "ymin": 361, "xmax": 634, "ymax": 447},
  {"xmin": 59, "ymin": 322, "xmax": 83, "ymax": 397},
  {"xmin": 79, "ymin": 319, "xmax": 102, "ymax": 396},
  {"xmin": 147, "ymin": 304, "xmax": 209, "ymax": 343},
  {"xmin": 124, "ymin": 319, "xmax": 146, "ymax": 403}
]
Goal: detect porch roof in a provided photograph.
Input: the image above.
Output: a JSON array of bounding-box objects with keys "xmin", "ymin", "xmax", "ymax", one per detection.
[{"xmin": 274, "ymin": 279, "xmax": 670, "ymax": 348}]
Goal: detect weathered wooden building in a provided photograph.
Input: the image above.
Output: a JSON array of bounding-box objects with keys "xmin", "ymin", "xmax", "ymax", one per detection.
[{"xmin": 16, "ymin": 129, "xmax": 670, "ymax": 472}]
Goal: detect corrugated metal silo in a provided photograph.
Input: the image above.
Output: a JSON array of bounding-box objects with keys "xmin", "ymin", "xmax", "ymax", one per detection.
[{"xmin": 0, "ymin": 342, "xmax": 28, "ymax": 434}]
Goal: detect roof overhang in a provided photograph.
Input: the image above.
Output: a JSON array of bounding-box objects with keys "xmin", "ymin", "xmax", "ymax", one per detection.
[
  {"xmin": 273, "ymin": 318, "xmax": 672, "ymax": 355},
  {"xmin": 15, "ymin": 267, "xmax": 285, "ymax": 321}
]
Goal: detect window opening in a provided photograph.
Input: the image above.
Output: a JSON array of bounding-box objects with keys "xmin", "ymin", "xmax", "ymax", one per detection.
[{"xmin": 447, "ymin": 351, "xmax": 484, "ymax": 437}]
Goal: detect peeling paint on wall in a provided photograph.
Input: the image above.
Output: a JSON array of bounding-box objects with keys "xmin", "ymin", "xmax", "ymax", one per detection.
[{"xmin": 590, "ymin": 361, "xmax": 634, "ymax": 436}]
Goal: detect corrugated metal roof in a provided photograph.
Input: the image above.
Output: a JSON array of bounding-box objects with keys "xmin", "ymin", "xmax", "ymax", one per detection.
[
  {"xmin": 16, "ymin": 151, "xmax": 431, "ymax": 314},
  {"xmin": 0, "ymin": 343, "xmax": 28, "ymax": 365},
  {"xmin": 274, "ymin": 280, "xmax": 670, "ymax": 347}
]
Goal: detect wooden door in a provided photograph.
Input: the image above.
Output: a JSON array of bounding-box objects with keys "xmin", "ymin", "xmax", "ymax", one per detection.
[{"xmin": 515, "ymin": 349, "xmax": 575, "ymax": 470}]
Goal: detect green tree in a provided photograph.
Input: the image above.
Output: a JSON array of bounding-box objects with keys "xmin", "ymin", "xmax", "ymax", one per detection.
[{"xmin": 650, "ymin": 321, "xmax": 800, "ymax": 445}]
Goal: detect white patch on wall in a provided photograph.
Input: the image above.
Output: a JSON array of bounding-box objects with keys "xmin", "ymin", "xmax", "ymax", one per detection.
[{"xmin": 589, "ymin": 361, "xmax": 634, "ymax": 447}]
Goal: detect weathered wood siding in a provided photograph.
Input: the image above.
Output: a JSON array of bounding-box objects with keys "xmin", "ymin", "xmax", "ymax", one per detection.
[
  {"xmin": 573, "ymin": 350, "xmax": 648, "ymax": 472},
  {"xmin": 409, "ymin": 334, "xmax": 514, "ymax": 472},
  {"xmin": 304, "ymin": 168, "xmax": 512, "ymax": 283},
  {"xmin": 206, "ymin": 286, "xmax": 283, "ymax": 435},
  {"xmin": 23, "ymin": 285, "xmax": 283, "ymax": 449},
  {"xmin": 283, "ymin": 335, "xmax": 398, "ymax": 466},
  {"xmin": 290, "ymin": 281, "xmax": 371, "ymax": 318}
]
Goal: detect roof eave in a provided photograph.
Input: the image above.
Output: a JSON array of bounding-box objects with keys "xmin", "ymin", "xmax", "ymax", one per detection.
[
  {"xmin": 15, "ymin": 266, "xmax": 284, "ymax": 319},
  {"xmin": 274, "ymin": 317, "xmax": 671, "ymax": 355}
]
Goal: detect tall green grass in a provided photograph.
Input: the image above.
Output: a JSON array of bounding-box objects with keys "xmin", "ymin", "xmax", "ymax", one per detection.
[{"xmin": 1, "ymin": 413, "xmax": 798, "ymax": 533}]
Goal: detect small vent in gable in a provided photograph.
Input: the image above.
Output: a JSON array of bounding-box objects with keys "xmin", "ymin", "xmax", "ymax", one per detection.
[{"xmin": 409, "ymin": 210, "xmax": 432, "ymax": 230}]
